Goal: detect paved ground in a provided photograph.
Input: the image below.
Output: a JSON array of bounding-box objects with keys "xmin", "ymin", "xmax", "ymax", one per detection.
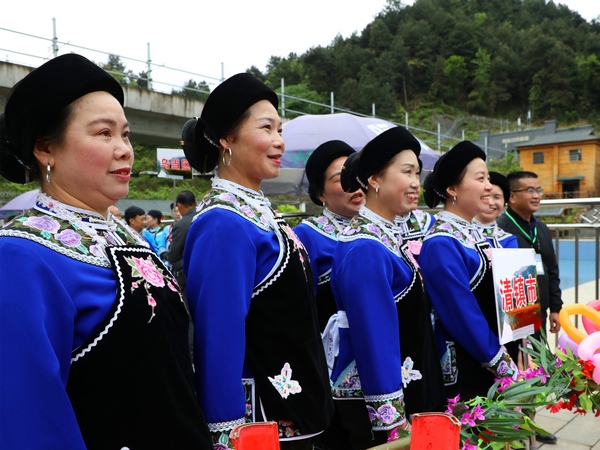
[{"xmin": 533, "ymin": 406, "xmax": 600, "ymax": 449}]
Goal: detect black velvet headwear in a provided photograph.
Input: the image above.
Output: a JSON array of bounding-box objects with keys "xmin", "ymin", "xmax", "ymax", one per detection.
[
  {"xmin": 306, "ymin": 140, "xmax": 355, "ymax": 206},
  {"xmin": 182, "ymin": 73, "xmax": 278, "ymax": 174},
  {"xmin": 0, "ymin": 54, "xmax": 124, "ymax": 184},
  {"xmin": 489, "ymin": 171, "xmax": 510, "ymax": 204},
  {"xmin": 353, "ymin": 126, "xmax": 421, "ymax": 193},
  {"xmin": 340, "ymin": 151, "xmax": 362, "ymax": 193},
  {"xmin": 422, "ymin": 140, "xmax": 486, "ymax": 208}
]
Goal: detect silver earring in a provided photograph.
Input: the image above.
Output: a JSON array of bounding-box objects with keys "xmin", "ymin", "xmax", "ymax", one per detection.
[
  {"xmin": 452, "ymin": 195, "xmax": 456, "ymax": 207},
  {"xmin": 46, "ymin": 162, "xmax": 51, "ymax": 184},
  {"xmin": 375, "ymin": 187, "xmax": 379, "ymax": 200},
  {"xmin": 222, "ymin": 147, "xmax": 232, "ymax": 166}
]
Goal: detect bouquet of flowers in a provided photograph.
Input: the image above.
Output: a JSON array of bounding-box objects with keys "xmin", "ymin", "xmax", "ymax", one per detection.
[{"xmin": 525, "ymin": 333, "xmax": 600, "ymax": 416}]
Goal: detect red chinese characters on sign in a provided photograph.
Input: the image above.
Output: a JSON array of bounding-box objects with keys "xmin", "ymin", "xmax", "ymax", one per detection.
[
  {"xmin": 161, "ymin": 157, "xmax": 191, "ymax": 172},
  {"xmin": 499, "ymin": 274, "xmax": 537, "ymax": 312}
]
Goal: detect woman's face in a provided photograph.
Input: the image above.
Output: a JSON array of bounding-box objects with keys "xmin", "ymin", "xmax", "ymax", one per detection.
[
  {"xmin": 319, "ymin": 156, "xmax": 364, "ymax": 219},
  {"xmin": 475, "ymin": 184, "xmax": 505, "ymax": 224},
  {"xmin": 220, "ymin": 99, "xmax": 284, "ymax": 191},
  {"xmin": 37, "ymin": 91, "xmax": 133, "ymax": 216},
  {"xmin": 369, "ymin": 150, "xmax": 420, "ymax": 221},
  {"xmin": 447, "ymin": 158, "xmax": 492, "ymax": 221}
]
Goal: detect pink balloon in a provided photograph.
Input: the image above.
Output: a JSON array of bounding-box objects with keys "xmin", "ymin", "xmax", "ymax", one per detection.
[
  {"xmin": 558, "ymin": 333, "xmax": 580, "ymax": 357},
  {"xmin": 577, "ymin": 331, "xmax": 600, "ymax": 360},
  {"xmin": 592, "ymin": 354, "xmax": 600, "ymax": 384},
  {"xmin": 582, "ymin": 300, "xmax": 600, "ymax": 335}
]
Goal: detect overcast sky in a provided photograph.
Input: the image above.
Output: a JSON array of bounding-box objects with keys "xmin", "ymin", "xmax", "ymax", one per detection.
[{"xmin": 1, "ymin": 0, "xmax": 598, "ymax": 93}]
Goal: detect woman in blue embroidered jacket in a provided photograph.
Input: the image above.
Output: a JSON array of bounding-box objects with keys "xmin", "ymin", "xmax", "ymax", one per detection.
[
  {"xmin": 181, "ymin": 73, "xmax": 333, "ymax": 450},
  {"xmin": 329, "ymin": 127, "xmax": 444, "ymax": 449},
  {"xmin": 293, "ymin": 140, "xmax": 364, "ymax": 450},
  {"xmin": 293, "ymin": 140, "xmax": 364, "ymax": 332},
  {"xmin": 419, "ymin": 142, "xmax": 519, "ymax": 402},
  {"xmin": 473, "ymin": 171, "xmax": 517, "ymax": 249},
  {"xmin": 0, "ymin": 54, "xmax": 211, "ymax": 449}
]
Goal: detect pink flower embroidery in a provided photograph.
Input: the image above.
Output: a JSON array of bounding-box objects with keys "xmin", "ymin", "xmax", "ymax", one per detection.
[
  {"xmin": 132, "ymin": 257, "xmax": 165, "ymax": 287},
  {"xmin": 147, "ymin": 294, "xmax": 156, "ymax": 323},
  {"xmin": 407, "ymin": 240, "xmax": 422, "ymax": 255},
  {"xmin": 24, "ymin": 216, "xmax": 60, "ymax": 234}
]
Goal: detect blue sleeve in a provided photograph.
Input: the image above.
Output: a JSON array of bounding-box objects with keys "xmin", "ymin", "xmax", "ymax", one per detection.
[
  {"xmin": 332, "ymin": 241, "xmax": 403, "ymax": 396},
  {"xmin": 183, "ymin": 210, "xmax": 256, "ymax": 426},
  {"xmin": 420, "ymin": 236, "xmax": 501, "ymax": 363},
  {"xmin": 141, "ymin": 229, "xmax": 158, "ymax": 253},
  {"xmin": 0, "ymin": 239, "xmax": 87, "ymax": 449},
  {"xmin": 500, "ymin": 234, "xmax": 518, "ymax": 249}
]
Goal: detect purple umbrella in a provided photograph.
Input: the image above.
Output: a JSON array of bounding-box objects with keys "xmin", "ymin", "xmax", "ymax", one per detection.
[
  {"xmin": 281, "ymin": 113, "xmax": 440, "ymax": 170},
  {"xmin": 0, "ymin": 189, "xmax": 38, "ymax": 212}
]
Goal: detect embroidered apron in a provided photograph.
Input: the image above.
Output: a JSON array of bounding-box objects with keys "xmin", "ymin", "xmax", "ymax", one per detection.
[
  {"xmin": 395, "ymin": 243, "xmax": 445, "ymax": 414},
  {"xmin": 245, "ymin": 216, "xmax": 334, "ymax": 435},
  {"xmin": 66, "ymin": 246, "xmax": 211, "ymax": 449}
]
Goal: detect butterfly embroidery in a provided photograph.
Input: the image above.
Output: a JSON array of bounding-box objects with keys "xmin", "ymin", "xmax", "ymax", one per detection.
[
  {"xmin": 268, "ymin": 363, "xmax": 302, "ymax": 399},
  {"xmin": 401, "ymin": 357, "xmax": 422, "ymax": 388}
]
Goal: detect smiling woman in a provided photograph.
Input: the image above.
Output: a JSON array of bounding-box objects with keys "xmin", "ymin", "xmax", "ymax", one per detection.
[
  {"xmin": 419, "ymin": 141, "xmax": 520, "ymax": 404},
  {"xmin": 181, "ymin": 73, "xmax": 334, "ymax": 450},
  {"xmin": 0, "ymin": 54, "xmax": 211, "ymax": 449}
]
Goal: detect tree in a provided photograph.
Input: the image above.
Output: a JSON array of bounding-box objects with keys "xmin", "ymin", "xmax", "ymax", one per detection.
[
  {"xmin": 100, "ymin": 54, "xmax": 136, "ymax": 86},
  {"xmin": 487, "ymin": 153, "xmax": 522, "ymax": 175},
  {"xmin": 171, "ymin": 80, "xmax": 210, "ymax": 101}
]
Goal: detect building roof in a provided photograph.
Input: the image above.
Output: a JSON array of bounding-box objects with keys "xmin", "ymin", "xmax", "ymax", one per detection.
[{"xmin": 517, "ymin": 126, "xmax": 597, "ymax": 147}]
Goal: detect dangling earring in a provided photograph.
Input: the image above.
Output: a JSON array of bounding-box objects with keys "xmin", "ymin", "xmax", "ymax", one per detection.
[
  {"xmin": 452, "ymin": 195, "xmax": 456, "ymax": 207},
  {"xmin": 375, "ymin": 187, "xmax": 379, "ymax": 200},
  {"xmin": 222, "ymin": 147, "xmax": 232, "ymax": 166},
  {"xmin": 46, "ymin": 162, "xmax": 51, "ymax": 184}
]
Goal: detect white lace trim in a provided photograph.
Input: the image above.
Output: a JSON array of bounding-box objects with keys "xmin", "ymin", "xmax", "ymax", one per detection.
[
  {"xmin": 364, "ymin": 388, "xmax": 404, "ymax": 403},
  {"xmin": 207, "ymin": 417, "xmax": 246, "ymax": 433},
  {"xmin": 0, "ymin": 229, "xmax": 111, "ymax": 268},
  {"xmin": 70, "ymin": 246, "xmax": 143, "ymax": 361}
]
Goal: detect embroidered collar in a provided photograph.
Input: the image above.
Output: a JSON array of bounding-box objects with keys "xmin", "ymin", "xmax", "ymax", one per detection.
[
  {"xmin": 341, "ymin": 206, "xmax": 401, "ymax": 255},
  {"xmin": 203, "ymin": 176, "xmax": 278, "ymax": 232},
  {"xmin": 322, "ymin": 208, "xmax": 351, "ymax": 234},
  {"xmin": 1, "ymin": 193, "xmax": 144, "ymax": 265},
  {"xmin": 212, "ymin": 176, "xmax": 271, "ymax": 208},
  {"xmin": 359, "ymin": 206, "xmax": 399, "ymax": 243},
  {"xmin": 428, "ymin": 210, "xmax": 487, "ymax": 246}
]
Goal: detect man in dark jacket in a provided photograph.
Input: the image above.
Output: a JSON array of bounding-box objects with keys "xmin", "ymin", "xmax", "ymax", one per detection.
[
  {"xmin": 497, "ymin": 171, "xmax": 563, "ymax": 335},
  {"xmin": 167, "ymin": 190, "xmax": 197, "ymax": 299},
  {"xmin": 497, "ymin": 171, "xmax": 562, "ymax": 444}
]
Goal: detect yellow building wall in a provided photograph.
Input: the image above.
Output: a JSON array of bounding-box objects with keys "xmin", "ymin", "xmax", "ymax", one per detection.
[{"xmin": 518, "ymin": 142, "xmax": 599, "ymax": 197}]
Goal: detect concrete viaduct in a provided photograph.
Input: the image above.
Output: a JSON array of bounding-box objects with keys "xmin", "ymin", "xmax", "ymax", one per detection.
[{"xmin": 0, "ymin": 60, "xmax": 205, "ymax": 148}]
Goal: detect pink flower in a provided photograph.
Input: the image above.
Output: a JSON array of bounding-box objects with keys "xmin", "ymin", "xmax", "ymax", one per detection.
[
  {"xmin": 446, "ymin": 394, "xmax": 461, "ymax": 414},
  {"xmin": 471, "ymin": 404, "xmax": 485, "ymax": 421},
  {"xmin": 407, "ymin": 240, "xmax": 422, "ymax": 255},
  {"xmin": 147, "ymin": 295, "xmax": 157, "ymax": 307},
  {"xmin": 133, "ymin": 257, "xmax": 165, "ymax": 287},
  {"xmin": 461, "ymin": 438, "xmax": 477, "ymax": 450},
  {"xmin": 461, "ymin": 411, "xmax": 477, "ymax": 427}
]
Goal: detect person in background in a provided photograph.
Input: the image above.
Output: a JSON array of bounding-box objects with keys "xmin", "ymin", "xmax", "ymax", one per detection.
[
  {"xmin": 293, "ymin": 140, "xmax": 364, "ymax": 332},
  {"xmin": 142, "ymin": 209, "xmax": 169, "ymax": 262},
  {"xmin": 419, "ymin": 142, "xmax": 519, "ymax": 403},
  {"xmin": 108, "ymin": 204, "xmax": 121, "ymax": 220},
  {"xmin": 473, "ymin": 171, "xmax": 517, "ymax": 249},
  {"xmin": 181, "ymin": 73, "xmax": 333, "ymax": 450},
  {"xmin": 0, "ymin": 53, "xmax": 211, "ymax": 449},
  {"xmin": 496, "ymin": 172, "xmax": 563, "ymax": 444},
  {"xmin": 329, "ymin": 127, "xmax": 444, "ymax": 449},
  {"xmin": 124, "ymin": 205, "xmax": 146, "ymax": 233},
  {"xmin": 293, "ymin": 140, "xmax": 363, "ymax": 450},
  {"xmin": 167, "ymin": 190, "xmax": 197, "ymax": 299},
  {"xmin": 497, "ymin": 171, "xmax": 562, "ymax": 338}
]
